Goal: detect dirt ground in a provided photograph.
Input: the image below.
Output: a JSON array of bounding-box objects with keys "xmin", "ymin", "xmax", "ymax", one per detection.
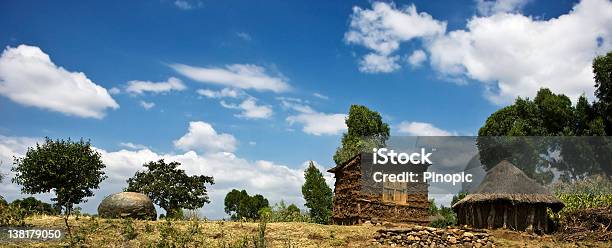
[{"xmin": 0, "ymin": 216, "xmax": 610, "ymax": 247}]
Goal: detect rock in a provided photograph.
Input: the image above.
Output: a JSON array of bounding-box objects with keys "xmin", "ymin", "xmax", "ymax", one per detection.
[
  {"xmin": 98, "ymin": 192, "xmax": 156, "ymax": 220},
  {"xmin": 463, "ymin": 232, "xmax": 475, "ymax": 238}
]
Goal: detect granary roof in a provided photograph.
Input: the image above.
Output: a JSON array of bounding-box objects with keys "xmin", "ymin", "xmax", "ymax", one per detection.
[{"xmin": 452, "ymin": 160, "xmax": 564, "ymax": 211}]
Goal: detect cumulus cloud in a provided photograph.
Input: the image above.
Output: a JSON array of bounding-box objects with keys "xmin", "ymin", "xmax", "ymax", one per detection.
[
  {"xmin": 197, "ymin": 88, "xmax": 243, "ymax": 99},
  {"xmin": 476, "ymin": 0, "xmax": 530, "ymax": 16},
  {"xmin": 171, "ymin": 63, "xmax": 290, "ymax": 93},
  {"xmin": 359, "ymin": 53, "xmax": 400, "ymax": 73},
  {"xmin": 346, "ymin": 0, "xmax": 612, "ymax": 104},
  {"xmin": 345, "ymin": 2, "xmax": 446, "ymax": 73},
  {"xmin": 407, "ymin": 49, "xmax": 427, "ymax": 67},
  {"xmin": 0, "ymin": 45, "xmax": 119, "ymax": 119},
  {"xmin": 429, "ymin": 0, "xmax": 612, "ymax": 104},
  {"xmin": 397, "ymin": 121, "xmax": 455, "ymax": 136},
  {"xmin": 125, "ymin": 77, "xmax": 186, "ymax": 95},
  {"xmin": 173, "ymin": 121, "xmax": 238, "ymax": 153},
  {"xmin": 220, "ymin": 98, "xmax": 273, "ymax": 119},
  {"xmin": 0, "ymin": 135, "xmax": 332, "ymax": 219}
]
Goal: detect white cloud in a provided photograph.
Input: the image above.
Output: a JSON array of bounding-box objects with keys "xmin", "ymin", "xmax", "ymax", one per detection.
[
  {"xmin": 346, "ymin": 0, "xmax": 612, "ymax": 104},
  {"xmin": 174, "ymin": 0, "xmax": 201, "ymax": 10},
  {"xmin": 345, "ymin": 2, "xmax": 446, "ymax": 73},
  {"xmin": 476, "ymin": 0, "xmax": 529, "ymax": 16},
  {"xmin": 428, "ymin": 0, "xmax": 612, "ymax": 104},
  {"xmin": 280, "ymin": 98, "xmax": 347, "ymax": 136},
  {"xmin": 108, "ymin": 87, "xmax": 121, "ymax": 95},
  {"xmin": 287, "ymin": 112, "xmax": 347, "ymax": 136},
  {"xmin": 173, "ymin": 121, "xmax": 238, "ymax": 153},
  {"xmin": 171, "ymin": 63, "xmax": 290, "ymax": 93},
  {"xmin": 220, "ymin": 98, "xmax": 273, "ymax": 119},
  {"xmin": 139, "ymin": 101, "xmax": 155, "ymax": 110},
  {"xmin": 313, "ymin": 93, "xmax": 329, "ymax": 100},
  {"xmin": 197, "ymin": 88, "xmax": 242, "ymax": 99},
  {"xmin": 236, "ymin": 32, "xmax": 252, "ymax": 41},
  {"xmin": 407, "ymin": 49, "xmax": 427, "ymax": 67},
  {"xmin": 118, "ymin": 142, "xmax": 149, "ymax": 150},
  {"xmin": 359, "ymin": 53, "xmax": 401, "ymax": 73},
  {"xmin": 0, "ymin": 45, "xmax": 119, "ymax": 119},
  {"xmin": 126, "ymin": 77, "xmax": 186, "ymax": 95},
  {"xmin": 0, "ymin": 135, "xmax": 334, "ymax": 219},
  {"xmin": 397, "ymin": 121, "xmax": 455, "ymax": 136}
]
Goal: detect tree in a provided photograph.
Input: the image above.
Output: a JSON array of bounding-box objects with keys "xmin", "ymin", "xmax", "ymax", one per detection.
[
  {"xmin": 125, "ymin": 159, "xmax": 214, "ymax": 218},
  {"xmin": 478, "ymin": 83, "xmax": 612, "ymax": 182},
  {"xmin": 11, "ymin": 197, "xmax": 56, "ymax": 216},
  {"xmin": 302, "ymin": 161, "xmax": 333, "ymax": 224},
  {"xmin": 333, "ymin": 105, "xmax": 390, "ymax": 165},
  {"xmin": 593, "ymin": 51, "xmax": 612, "ymax": 134},
  {"xmin": 12, "ymin": 138, "xmax": 106, "ymax": 216},
  {"xmin": 223, "ymin": 189, "xmax": 269, "ymax": 220}
]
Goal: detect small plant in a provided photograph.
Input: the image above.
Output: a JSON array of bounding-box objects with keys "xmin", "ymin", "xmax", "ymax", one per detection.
[
  {"xmin": 254, "ymin": 219, "xmax": 267, "ymax": 248},
  {"xmin": 122, "ymin": 218, "xmax": 138, "ymax": 241}
]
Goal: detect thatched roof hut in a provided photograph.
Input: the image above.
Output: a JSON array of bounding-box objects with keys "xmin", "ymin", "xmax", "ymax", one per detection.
[{"xmin": 452, "ymin": 160, "xmax": 564, "ymax": 233}]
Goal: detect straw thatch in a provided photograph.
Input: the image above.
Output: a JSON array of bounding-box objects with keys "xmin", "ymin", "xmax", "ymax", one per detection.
[{"xmin": 452, "ymin": 160, "xmax": 564, "ymax": 211}]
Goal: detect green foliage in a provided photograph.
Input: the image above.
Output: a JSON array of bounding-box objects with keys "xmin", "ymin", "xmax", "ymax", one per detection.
[
  {"xmin": 427, "ymin": 199, "xmax": 438, "ymax": 215},
  {"xmin": 224, "ymin": 189, "xmax": 269, "ymax": 220},
  {"xmin": 125, "ymin": 159, "xmax": 214, "ymax": 219},
  {"xmin": 451, "ymin": 192, "xmax": 468, "ymax": 207},
  {"xmin": 0, "ymin": 203, "xmax": 26, "ymax": 227},
  {"xmin": 153, "ymin": 219, "xmax": 203, "ymax": 247},
  {"xmin": 333, "ymin": 105, "xmax": 390, "ymax": 165},
  {"xmin": 550, "ymin": 175, "xmax": 612, "ymax": 218},
  {"xmin": 302, "ymin": 161, "xmax": 333, "ymax": 224},
  {"xmin": 10, "ymin": 197, "xmax": 57, "ymax": 216},
  {"xmin": 593, "ymin": 51, "xmax": 612, "ymax": 134},
  {"xmin": 12, "ymin": 137, "xmax": 107, "ymax": 215},
  {"xmin": 122, "ymin": 218, "xmax": 138, "ymax": 241},
  {"xmin": 477, "ymin": 88, "xmax": 611, "ymax": 183},
  {"xmin": 254, "ymin": 219, "xmax": 267, "ymax": 248},
  {"xmin": 430, "ymin": 206, "xmax": 457, "ymax": 228},
  {"xmin": 258, "ymin": 200, "xmax": 309, "ymax": 222}
]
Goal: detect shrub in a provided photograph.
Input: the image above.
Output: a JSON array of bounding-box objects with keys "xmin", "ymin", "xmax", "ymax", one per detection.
[
  {"xmin": 10, "ymin": 197, "xmax": 56, "ymax": 216},
  {"xmin": 0, "ymin": 203, "xmax": 26, "ymax": 227}
]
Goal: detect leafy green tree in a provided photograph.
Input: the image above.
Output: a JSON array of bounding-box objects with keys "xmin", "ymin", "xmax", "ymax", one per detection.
[
  {"xmin": 302, "ymin": 161, "xmax": 332, "ymax": 224},
  {"xmin": 478, "ymin": 87, "xmax": 611, "ymax": 182},
  {"xmin": 12, "ymin": 138, "xmax": 106, "ymax": 216},
  {"xmin": 11, "ymin": 197, "xmax": 56, "ymax": 216},
  {"xmin": 125, "ymin": 159, "xmax": 214, "ymax": 218},
  {"xmin": 593, "ymin": 51, "xmax": 612, "ymax": 134},
  {"xmin": 333, "ymin": 105, "xmax": 390, "ymax": 165},
  {"xmin": 223, "ymin": 189, "xmax": 269, "ymax": 220},
  {"xmin": 287, "ymin": 203, "xmax": 300, "ymax": 215}
]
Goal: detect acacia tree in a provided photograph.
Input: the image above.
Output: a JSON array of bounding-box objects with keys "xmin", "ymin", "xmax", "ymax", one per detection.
[
  {"xmin": 302, "ymin": 161, "xmax": 332, "ymax": 224},
  {"xmin": 12, "ymin": 138, "xmax": 107, "ymax": 232},
  {"xmin": 125, "ymin": 159, "xmax": 214, "ymax": 218}
]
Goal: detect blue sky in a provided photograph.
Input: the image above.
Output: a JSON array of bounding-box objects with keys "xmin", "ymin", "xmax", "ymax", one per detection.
[{"xmin": 1, "ymin": 0, "xmax": 610, "ymax": 218}]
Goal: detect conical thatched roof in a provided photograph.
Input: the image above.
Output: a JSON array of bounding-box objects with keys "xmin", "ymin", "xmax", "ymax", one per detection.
[{"xmin": 452, "ymin": 160, "xmax": 564, "ymax": 211}]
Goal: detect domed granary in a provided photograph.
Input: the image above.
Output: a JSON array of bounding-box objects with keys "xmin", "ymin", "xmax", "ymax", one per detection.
[{"xmin": 98, "ymin": 192, "xmax": 156, "ymax": 220}]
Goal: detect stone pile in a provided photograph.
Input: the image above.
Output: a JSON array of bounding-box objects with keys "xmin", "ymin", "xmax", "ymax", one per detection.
[{"xmin": 373, "ymin": 226, "xmax": 495, "ymax": 247}]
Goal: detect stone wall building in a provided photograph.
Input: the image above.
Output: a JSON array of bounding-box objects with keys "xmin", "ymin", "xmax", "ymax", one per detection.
[{"xmin": 327, "ymin": 153, "xmax": 429, "ymax": 225}]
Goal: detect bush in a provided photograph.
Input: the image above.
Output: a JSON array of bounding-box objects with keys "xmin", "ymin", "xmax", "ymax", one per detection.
[
  {"xmin": 259, "ymin": 201, "xmax": 310, "ymax": 223},
  {"xmin": 0, "ymin": 203, "xmax": 26, "ymax": 227},
  {"xmin": 429, "ymin": 206, "xmax": 457, "ymax": 228},
  {"xmin": 10, "ymin": 197, "xmax": 56, "ymax": 216}
]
